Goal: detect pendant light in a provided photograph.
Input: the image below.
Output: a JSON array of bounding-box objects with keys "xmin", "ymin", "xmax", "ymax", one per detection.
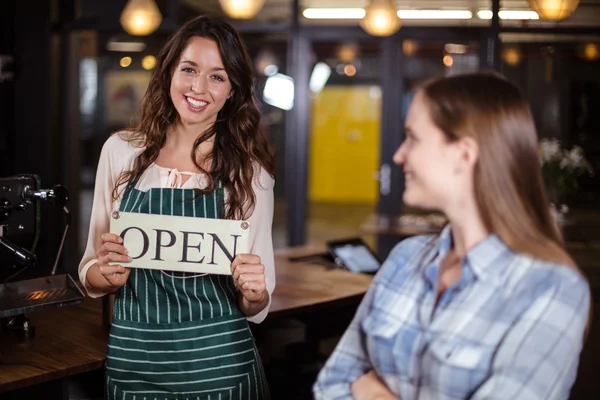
[
  {"xmin": 360, "ymin": 0, "xmax": 402, "ymax": 37},
  {"xmin": 219, "ymin": 0, "xmax": 266, "ymax": 19},
  {"xmin": 120, "ymin": 0, "xmax": 163, "ymax": 36},
  {"xmin": 528, "ymin": 0, "xmax": 580, "ymax": 21}
]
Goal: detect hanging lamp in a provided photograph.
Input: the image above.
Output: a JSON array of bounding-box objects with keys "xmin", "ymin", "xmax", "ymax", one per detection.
[
  {"xmin": 219, "ymin": 0, "xmax": 266, "ymax": 19},
  {"xmin": 120, "ymin": 0, "xmax": 162, "ymax": 36},
  {"xmin": 528, "ymin": 0, "xmax": 579, "ymax": 21},
  {"xmin": 360, "ymin": 0, "xmax": 402, "ymax": 37}
]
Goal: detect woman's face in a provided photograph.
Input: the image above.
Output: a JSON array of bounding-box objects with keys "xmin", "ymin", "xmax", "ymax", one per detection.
[
  {"xmin": 170, "ymin": 36, "xmax": 233, "ymax": 130},
  {"xmin": 393, "ymin": 92, "xmax": 462, "ymax": 211}
]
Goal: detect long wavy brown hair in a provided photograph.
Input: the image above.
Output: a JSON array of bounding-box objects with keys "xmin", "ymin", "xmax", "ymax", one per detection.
[
  {"xmin": 113, "ymin": 15, "xmax": 274, "ymax": 219},
  {"xmin": 421, "ymin": 73, "xmax": 574, "ymax": 267}
]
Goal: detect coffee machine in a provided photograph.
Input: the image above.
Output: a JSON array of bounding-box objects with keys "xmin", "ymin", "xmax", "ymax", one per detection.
[{"xmin": 0, "ymin": 174, "xmax": 84, "ymax": 339}]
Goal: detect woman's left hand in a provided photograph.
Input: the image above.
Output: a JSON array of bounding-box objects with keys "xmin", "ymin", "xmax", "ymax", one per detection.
[
  {"xmin": 231, "ymin": 254, "xmax": 268, "ymax": 315},
  {"xmin": 351, "ymin": 370, "xmax": 399, "ymax": 400}
]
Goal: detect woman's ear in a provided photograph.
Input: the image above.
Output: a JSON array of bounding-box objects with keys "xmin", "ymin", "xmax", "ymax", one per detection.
[
  {"xmin": 228, "ymin": 90, "xmax": 234, "ymax": 99},
  {"xmin": 454, "ymin": 136, "xmax": 479, "ymax": 175}
]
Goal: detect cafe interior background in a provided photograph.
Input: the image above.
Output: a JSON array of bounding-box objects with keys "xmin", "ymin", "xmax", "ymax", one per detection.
[{"xmin": 1, "ymin": 0, "xmax": 600, "ymax": 399}]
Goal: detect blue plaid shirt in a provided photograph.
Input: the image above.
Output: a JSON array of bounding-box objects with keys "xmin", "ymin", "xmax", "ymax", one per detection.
[{"xmin": 314, "ymin": 226, "xmax": 590, "ymax": 400}]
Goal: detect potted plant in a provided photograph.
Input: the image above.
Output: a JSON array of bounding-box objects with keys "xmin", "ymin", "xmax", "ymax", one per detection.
[{"xmin": 539, "ymin": 137, "xmax": 594, "ymax": 223}]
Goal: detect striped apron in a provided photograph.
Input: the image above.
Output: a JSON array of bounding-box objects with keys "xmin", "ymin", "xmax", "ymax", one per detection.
[{"xmin": 105, "ymin": 184, "xmax": 270, "ymax": 400}]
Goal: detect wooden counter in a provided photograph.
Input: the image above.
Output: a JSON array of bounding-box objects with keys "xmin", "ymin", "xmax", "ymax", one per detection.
[
  {"xmin": 270, "ymin": 245, "xmax": 373, "ymax": 318},
  {"xmin": 0, "ymin": 296, "xmax": 108, "ymax": 392}
]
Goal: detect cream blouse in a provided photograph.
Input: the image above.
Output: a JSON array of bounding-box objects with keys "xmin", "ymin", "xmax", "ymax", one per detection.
[{"xmin": 78, "ymin": 132, "xmax": 276, "ymax": 324}]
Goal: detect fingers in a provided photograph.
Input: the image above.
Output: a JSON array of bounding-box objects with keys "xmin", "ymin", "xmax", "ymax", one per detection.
[
  {"xmin": 98, "ymin": 264, "xmax": 129, "ymax": 276},
  {"xmin": 232, "ymin": 264, "xmax": 266, "ymax": 290},
  {"xmin": 231, "ymin": 263, "xmax": 264, "ymax": 281},
  {"xmin": 101, "ymin": 233, "xmax": 123, "ymax": 244},
  {"xmin": 240, "ymin": 288, "xmax": 267, "ymax": 303},
  {"xmin": 237, "ymin": 276, "xmax": 266, "ymax": 293},
  {"xmin": 97, "ymin": 241, "xmax": 129, "ymax": 258},
  {"xmin": 231, "ymin": 255, "xmax": 267, "ymax": 302},
  {"xmin": 96, "ymin": 233, "xmax": 128, "ymax": 259},
  {"xmin": 99, "ymin": 265, "xmax": 131, "ymax": 287},
  {"xmin": 231, "ymin": 254, "xmax": 261, "ymax": 270},
  {"xmin": 93, "ymin": 233, "xmax": 132, "ymax": 290},
  {"xmin": 365, "ymin": 371, "xmax": 379, "ymax": 380},
  {"xmin": 99, "ymin": 252, "xmax": 132, "ymax": 265}
]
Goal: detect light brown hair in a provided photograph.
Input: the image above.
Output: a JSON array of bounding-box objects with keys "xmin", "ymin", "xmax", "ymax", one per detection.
[{"xmin": 421, "ymin": 72, "xmax": 574, "ymax": 267}]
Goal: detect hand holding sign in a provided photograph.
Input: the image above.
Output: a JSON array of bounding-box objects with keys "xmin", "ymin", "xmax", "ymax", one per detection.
[
  {"xmin": 231, "ymin": 254, "xmax": 267, "ymax": 303},
  {"xmin": 95, "ymin": 233, "xmax": 132, "ymax": 288},
  {"xmin": 109, "ymin": 211, "xmax": 250, "ymax": 275}
]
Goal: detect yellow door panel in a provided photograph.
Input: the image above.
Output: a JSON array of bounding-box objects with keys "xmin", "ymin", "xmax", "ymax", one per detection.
[{"xmin": 309, "ymin": 86, "xmax": 381, "ymax": 204}]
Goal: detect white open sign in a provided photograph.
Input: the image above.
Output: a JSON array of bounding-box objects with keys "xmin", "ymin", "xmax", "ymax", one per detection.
[{"xmin": 109, "ymin": 211, "xmax": 250, "ymax": 275}]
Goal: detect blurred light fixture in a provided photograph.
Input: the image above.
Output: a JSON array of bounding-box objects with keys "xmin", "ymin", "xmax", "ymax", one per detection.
[
  {"xmin": 120, "ymin": 56, "xmax": 133, "ymax": 68},
  {"xmin": 120, "ymin": 0, "xmax": 162, "ymax": 36},
  {"xmin": 403, "ymin": 40, "xmax": 418, "ymax": 56},
  {"xmin": 528, "ymin": 0, "xmax": 579, "ymax": 21},
  {"xmin": 219, "ymin": 0, "xmax": 266, "ymax": 19},
  {"xmin": 302, "ymin": 8, "xmax": 366, "ymax": 19},
  {"xmin": 502, "ymin": 47, "xmax": 523, "ymax": 66},
  {"xmin": 255, "ymin": 49, "xmax": 278, "ymax": 76},
  {"xmin": 443, "ymin": 55, "xmax": 453, "ymax": 67},
  {"xmin": 142, "ymin": 55, "xmax": 156, "ymax": 70},
  {"xmin": 370, "ymin": 86, "xmax": 382, "ymax": 99},
  {"xmin": 444, "ymin": 43, "xmax": 468, "ymax": 54},
  {"xmin": 397, "ymin": 10, "xmax": 472, "ymax": 19},
  {"xmin": 309, "ymin": 62, "xmax": 331, "ymax": 93},
  {"xmin": 360, "ymin": 0, "xmax": 401, "ymax": 37},
  {"xmin": 344, "ymin": 64, "xmax": 357, "ymax": 76},
  {"xmin": 107, "ymin": 40, "xmax": 146, "ymax": 52},
  {"xmin": 263, "ymin": 73, "xmax": 294, "ymax": 110},
  {"xmin": 303, "ymin": 7, "xmax": 474, "ymax": 21},
  {"xmin": 477, "ymin": 10, "xmax": 539, "ymax": 19},
  {"xmin": 579, "ymin": 43, "xmax": 599, "ymax": 61},
  {"xmin": 264, "ymin": 64, "xmax": 279, "ymax": 76},
  {"xmin": 338, "ymin": 43, "xmax": 359, "ymax": 63}
]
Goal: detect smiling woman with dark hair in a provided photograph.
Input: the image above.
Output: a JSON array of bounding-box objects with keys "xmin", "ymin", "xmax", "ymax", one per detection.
[
  {"xmin": 78, "ymin": 15, "xmax": 274, "ymax": 399},
  {"xmin": 314, "ymin": 73, "xmax": 590, "ymax": 400}
]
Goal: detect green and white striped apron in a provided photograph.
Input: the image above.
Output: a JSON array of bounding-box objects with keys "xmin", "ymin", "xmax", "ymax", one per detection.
[{"xmin": 105, "ymin": 184, "xmax": 270, "ymax": 400}]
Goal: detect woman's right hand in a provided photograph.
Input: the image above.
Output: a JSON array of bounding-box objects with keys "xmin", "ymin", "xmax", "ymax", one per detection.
[
  {"xmin": 93, "ymin": 233, "xmax": 132, "ymax": 289},
  {"xmin": 351, "ymin": 371, "xmax": 399, "ymax": 400}
]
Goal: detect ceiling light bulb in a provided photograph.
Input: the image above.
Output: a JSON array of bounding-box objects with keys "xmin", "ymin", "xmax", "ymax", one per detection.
[
  {"xmin": 360, "ymin": 0, "xmax": 402, "ymax": 37},
  {"xmin": 120, "ymin": 0, "xmax": 162, "ymax": 36},
  {"xmin": 219, "ymin": 0, "xmax": 266, "ymax": 19}
]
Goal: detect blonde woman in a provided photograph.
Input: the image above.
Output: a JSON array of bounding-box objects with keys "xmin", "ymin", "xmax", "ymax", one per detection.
[{"xmin": 314, "ymin": 73, "xmax": 590, "ymax": 400}]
